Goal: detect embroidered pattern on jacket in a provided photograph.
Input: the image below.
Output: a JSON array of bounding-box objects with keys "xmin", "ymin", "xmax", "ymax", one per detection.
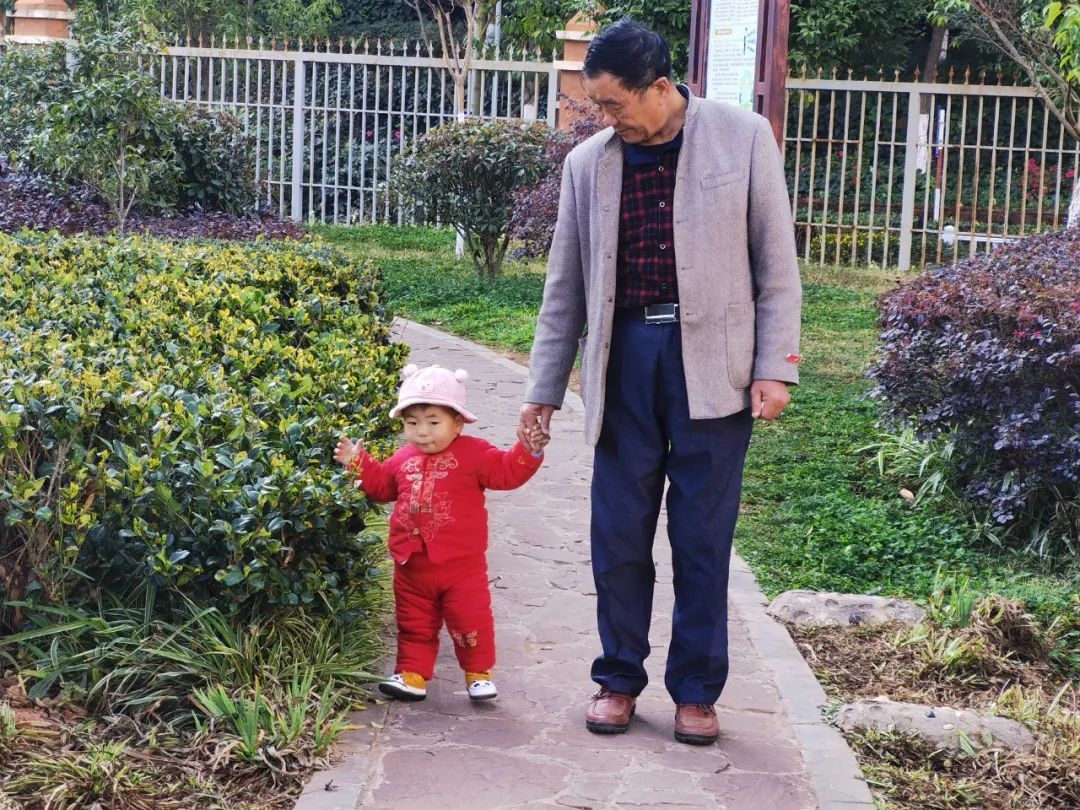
[{"xmin": 395, "ymin": 453, "xmax": 458, "ymax": 542}]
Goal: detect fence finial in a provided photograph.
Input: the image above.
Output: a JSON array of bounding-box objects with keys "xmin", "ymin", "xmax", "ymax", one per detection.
[
  {"xmin": 364, "ymin": 38, "xmax": 370, "ymax": 54},
  {"xmin": 913, "ymin": 66, "xmax": 921, "ymax": 81},
  {"xmin": 948, "ymin": 66, "xmax": 955, "ymax": 83},
  {"xmin": 198, "ymin": 32, "xmax": 204, "ymax": 48},
  {"xmin": 338, "ymin": 37, "xmax": 344, "ymax": 53},
  {"xmin": 186, "ymin": 31, "xmax": 192, "ymax": 47},
  {"xmin": 963, "ymin": 67, "xmax": 971, "ymax": 84},
  {"xmin": 210, "ymin": 33, "xmax": 215, "ymax": 48},
  {"xmin": 815, "ymin": 67, "xmax": 823, "ymax": 79},
  {"xmin": 893, "ymin": 68, "xmax": 901, "ymax": 81}
]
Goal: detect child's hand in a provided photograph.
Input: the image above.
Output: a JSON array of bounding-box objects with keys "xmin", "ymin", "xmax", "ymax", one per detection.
[
  {"xmin": 526, "ymin": 425, "xmax": 549, "ymax": 454},
  {"xmin": 334, "ymin": 436, "xmax": 362, "ymax": 468}
]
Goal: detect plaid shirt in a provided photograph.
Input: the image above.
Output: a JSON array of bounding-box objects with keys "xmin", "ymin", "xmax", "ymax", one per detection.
[{"xmin": 615, "ymin": 129, "xmax": 683, "ymax": 307}]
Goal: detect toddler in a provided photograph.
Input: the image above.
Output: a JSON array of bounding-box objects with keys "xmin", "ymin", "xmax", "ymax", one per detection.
[{"xmin": 335, "ymin": 363, "xmax": 548, "ymax": 702}]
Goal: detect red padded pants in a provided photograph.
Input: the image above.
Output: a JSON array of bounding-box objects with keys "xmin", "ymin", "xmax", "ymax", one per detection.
[{"xmin": 393, "ymin": 550, "xmax": 495, "ymax": 679}]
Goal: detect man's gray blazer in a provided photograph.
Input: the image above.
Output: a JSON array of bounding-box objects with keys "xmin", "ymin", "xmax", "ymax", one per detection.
[{"xmin": 525, "ymin": 90, "xmax": 803, "ymax": 447}]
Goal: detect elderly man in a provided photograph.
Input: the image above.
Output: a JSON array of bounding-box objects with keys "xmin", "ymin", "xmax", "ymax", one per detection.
[{"xmin": 517, "ymin": 19, "xmax": 801, "ymax": 744}]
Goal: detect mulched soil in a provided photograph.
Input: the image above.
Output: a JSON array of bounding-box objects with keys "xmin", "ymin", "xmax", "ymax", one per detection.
[
  {"xmin": 0, "ymin": 165, "xmax": 305, "ymax": 241},
  {"xmin": 788, "ymin": 613, "xmax": 1079, "ymax": 810}
]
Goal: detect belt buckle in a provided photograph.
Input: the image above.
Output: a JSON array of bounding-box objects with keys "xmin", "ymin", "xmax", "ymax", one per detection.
[{"xmin": 644, "ymin": 303, "xmax": 678, "ymax": 324}]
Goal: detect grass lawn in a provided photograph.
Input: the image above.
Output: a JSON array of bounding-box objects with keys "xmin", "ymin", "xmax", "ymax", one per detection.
[{"xmin": 319, "ymin": 224, "xmax": 1078, "ymax": 652}]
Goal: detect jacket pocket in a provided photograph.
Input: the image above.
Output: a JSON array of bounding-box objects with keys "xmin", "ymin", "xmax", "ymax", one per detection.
[
  {"xmin": 701, "ymin": 168, "xmax": 745, "ymax": 189},
  {"xmin": 725, "ymin": 302, "xmax": 756, "ymax": 389}
]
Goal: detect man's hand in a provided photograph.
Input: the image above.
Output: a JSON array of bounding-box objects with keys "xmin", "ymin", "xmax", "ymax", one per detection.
[
  {"xmin": 750, "ymin": 380, "xmax": 791, "ymax": 420},
  {"xmin": 518, "ymin": 403, "xmax": 555, "ymax": 452}
]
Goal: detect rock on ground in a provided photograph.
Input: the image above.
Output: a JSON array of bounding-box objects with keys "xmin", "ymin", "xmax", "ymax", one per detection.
[
  {"xmin": 767, "ymin": 590, "xmax": 926, "ymax": 628},
  {"xmin": 835, "ymin": 698, "xmax": 1036, "ymax": 752}
]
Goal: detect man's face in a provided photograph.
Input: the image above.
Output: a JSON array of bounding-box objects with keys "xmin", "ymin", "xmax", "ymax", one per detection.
[
  {"xmin": 581, "ymin": 72, "xmax": 676, "ymax": 146},
  {"xmin": 401, "ymin": 405, "xmax": 464, "ymax": 454}
]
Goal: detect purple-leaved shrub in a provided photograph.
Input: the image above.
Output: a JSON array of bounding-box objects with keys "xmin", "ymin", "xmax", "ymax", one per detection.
[
  {"xmin": 509, "ymin": 100, "xmax": 606, "ymax": 258},
  {"xmin": 870, "ymin": 229, "xmax": 1079, "ymax": 554}
]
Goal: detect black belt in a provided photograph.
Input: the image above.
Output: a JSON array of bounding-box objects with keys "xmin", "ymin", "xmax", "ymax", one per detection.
[{"xmin": 615, "ymin": 302, "xmax": 680, "ymax": 324}]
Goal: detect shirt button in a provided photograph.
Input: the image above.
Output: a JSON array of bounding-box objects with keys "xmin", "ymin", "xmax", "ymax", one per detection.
[
  {"xmin": 658, "ymin": 166, "xmax": 664, "ymax": 172},
  {"xmin": 412, "ymin": 528, "xmax": 420, "ymax": 535},
  {"xmin": 659, "ymin": 202, "xmax": 666, "ymax": 208},
  {"xmin": 660, "ymin": 244, "xmax": 667, "ymax": 250}
]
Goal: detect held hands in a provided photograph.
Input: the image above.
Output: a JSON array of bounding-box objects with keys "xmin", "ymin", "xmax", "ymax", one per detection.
[
  {"xmin": 334, "ymin": 436, "xmax": 363, "ymax": 468},
  {"xmin": 750, "ymin": 380, "xmax": 791, "ymax": 421},
  {"xmin": 525, "ymin": 424, "xmax": 550, "ymax": 454},
  {"xmin": 517, "ymin": 403, "xmax": 554, "ymax": 454}
]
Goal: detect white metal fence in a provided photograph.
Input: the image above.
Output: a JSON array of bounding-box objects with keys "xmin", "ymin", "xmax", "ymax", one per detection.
[
  {"xmin": 784, "ymin": 69, "xmax": 1080, "ymax": 270},
  {"xmin": 153, "ymin": 39, "xmax": 567, "ymax": 225},
  {"xmin": 154, "ymin": 45, "xmax": 1079, "ymax": 268},
  {"xmin": 9, "ymin": 35, "xmax": 1078, "ymax": 268}
]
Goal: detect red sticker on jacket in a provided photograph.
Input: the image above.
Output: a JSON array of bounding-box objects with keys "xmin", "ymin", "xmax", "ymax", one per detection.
[{"xmin": 786, "ymin": 354, "xmax": 802, "ymax": 364}]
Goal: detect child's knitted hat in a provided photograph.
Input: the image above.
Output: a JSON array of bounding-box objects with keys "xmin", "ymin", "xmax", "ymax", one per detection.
[{"xmin": 390, "ymin": 364, "xmax": 477, "ymax": 423}]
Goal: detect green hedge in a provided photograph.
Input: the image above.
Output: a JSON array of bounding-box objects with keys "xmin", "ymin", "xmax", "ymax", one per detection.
[{"xmin": 0, "ymin": 233, "xmax": 406, "ymax": 626}]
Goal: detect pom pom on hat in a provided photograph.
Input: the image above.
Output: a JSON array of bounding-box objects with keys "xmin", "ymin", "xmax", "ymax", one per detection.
[
  {"xmin": 401, "ymin": 363, "xmax": 419, "ymax": 379},
  {"xmin": 454, "ymin": 369, "xmax": 468, "ymax": 383}
]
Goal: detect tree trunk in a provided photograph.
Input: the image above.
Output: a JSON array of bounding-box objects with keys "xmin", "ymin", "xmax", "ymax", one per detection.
[
  {"xmin": 1068, "ymin": 183, "xmax": 1080, "ymax": 229},
  {"xmin": 922, "ymin": 26, "xmax": 948, "ymax": 87}
]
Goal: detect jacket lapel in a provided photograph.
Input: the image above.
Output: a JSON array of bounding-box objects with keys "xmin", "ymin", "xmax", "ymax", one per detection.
[{"xmin": 594, "ymin": 133, "xmax": 623, "ymax": 300}]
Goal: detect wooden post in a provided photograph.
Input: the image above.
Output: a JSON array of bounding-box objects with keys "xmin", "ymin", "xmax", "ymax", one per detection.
[
  {"xmin": 554, "ymin": 13, "xmax": 595, "ymax": 130},
  {"xmin": 688, "ymin": 0, "xmax": 789, "ymax": 148},
  {"xmin": 7, "ymin": 0, "xmax": 72, "ymax": 44}
]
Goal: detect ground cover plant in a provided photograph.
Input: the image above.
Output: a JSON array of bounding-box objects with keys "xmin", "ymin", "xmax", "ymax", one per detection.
[
  {"xmin": 319, "ymin": 223, "xmax": 1080, "ymax": 807},
  {"xmin": 0, "ymin": 164, "xmax": 304, "ymax": 240},
  {"xmin": 0, "ymin": 232, "xmax": 405, "ymax": 806}
]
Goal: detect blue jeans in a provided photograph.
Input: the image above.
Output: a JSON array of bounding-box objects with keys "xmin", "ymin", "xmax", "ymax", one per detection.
[{"xmin": 590, "ymin": 315, "xmax": 752, "ymax": 704}]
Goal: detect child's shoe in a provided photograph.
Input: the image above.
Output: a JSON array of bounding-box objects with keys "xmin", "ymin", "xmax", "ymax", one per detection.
[
  {"xmin": 379, "ymin": 672, "xmax": 427, "ymax": 701},
  {"xmin": 465, "ymin": 671, "xmax": 497, "ymax": 701}
]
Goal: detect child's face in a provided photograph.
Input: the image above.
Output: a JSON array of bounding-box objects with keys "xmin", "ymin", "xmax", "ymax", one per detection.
[{"xmin": 401, "ymin": 404, "xmax": 464, "ymax": 454}]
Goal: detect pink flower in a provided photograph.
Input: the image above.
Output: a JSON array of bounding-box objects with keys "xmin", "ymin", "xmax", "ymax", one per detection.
[
  {"xmin": 394, "ymin": 130, "xmax": 402, "ymax": 139},
  {"xmin": 1067, "ymin": 169, "xmax": 1076, "ymax": 179},
  {"xmin": 366, "ymin": 130, "xmax": 373, "ymax": 137}
]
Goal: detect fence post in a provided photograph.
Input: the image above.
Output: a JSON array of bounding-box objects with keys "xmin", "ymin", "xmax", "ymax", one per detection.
[
  {"xmin": 897, "ymin": 86, "xmax": 924, "ymax": 272},
  {"xmin": 546, "ymin": 62, "xmax": 559, "ymax": 125},
  {"xmin": 290, "ymin": 56, "xmax": 305, "ymax": 223}
]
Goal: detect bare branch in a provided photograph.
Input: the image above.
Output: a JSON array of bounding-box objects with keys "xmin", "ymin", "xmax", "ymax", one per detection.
[{"xmin": 964, "ymin": 0, "xmax": 1080, "ymax": 140}]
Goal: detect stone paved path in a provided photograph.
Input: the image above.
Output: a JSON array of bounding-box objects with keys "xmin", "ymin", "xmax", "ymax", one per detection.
[{"xmin": 295, "ymin": 321, "xmax": 873, "ymax": 810}]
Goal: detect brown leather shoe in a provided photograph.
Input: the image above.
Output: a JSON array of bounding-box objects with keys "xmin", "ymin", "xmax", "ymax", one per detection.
[
  {"xmin": 585, "ymin": 688, "xmax": 636, "ymax": 734},
  {"xmin": 674, "ymin": 703, "xmax": 719, "ymax": 745}
]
